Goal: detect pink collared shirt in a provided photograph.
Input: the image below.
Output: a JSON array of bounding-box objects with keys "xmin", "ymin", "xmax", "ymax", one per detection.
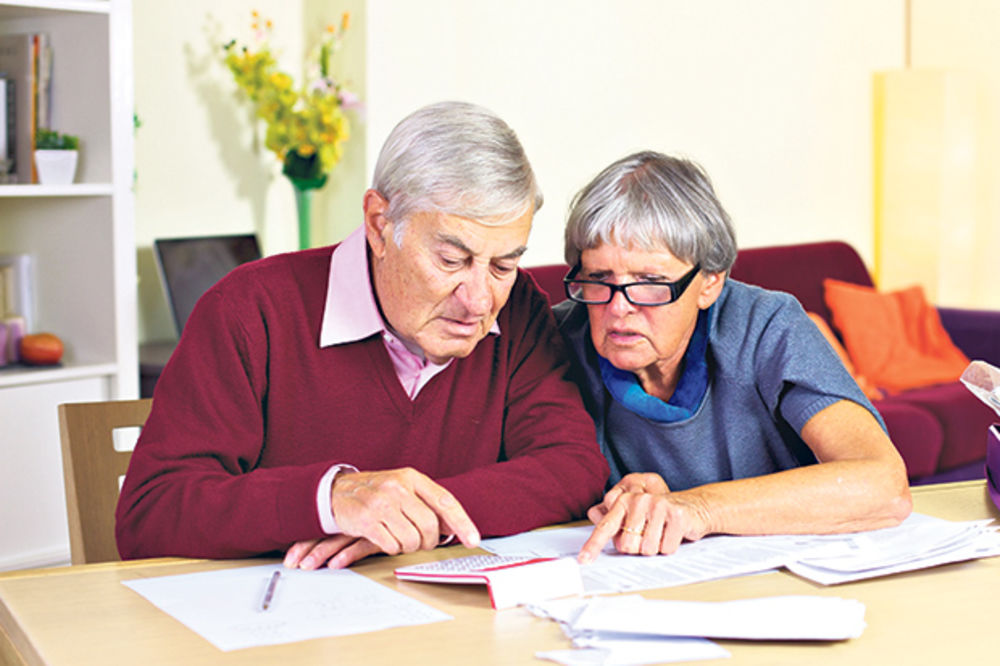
[{"xmin": 314, "ymin": 226, "xmax": 500, "ymax": 533}]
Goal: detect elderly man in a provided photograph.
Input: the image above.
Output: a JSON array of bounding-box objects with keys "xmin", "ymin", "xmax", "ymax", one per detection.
[{"xmin": 115, "ymin": 102, "xmax": 609, "ymax": 568}]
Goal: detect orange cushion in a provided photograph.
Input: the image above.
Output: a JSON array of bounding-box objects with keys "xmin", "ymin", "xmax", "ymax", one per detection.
[
  {"xmin": 806, "ymin": 312, "xmax": 884, "ymax": 401},
  {"xmin": 823, "ymin": 279, "xmax": 969, "ymax": 393}
]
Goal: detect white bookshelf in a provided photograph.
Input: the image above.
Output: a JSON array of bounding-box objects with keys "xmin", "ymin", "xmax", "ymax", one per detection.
[{"xmin": 0, "ymin": 0, "xmax": 135, "ymax": 570}]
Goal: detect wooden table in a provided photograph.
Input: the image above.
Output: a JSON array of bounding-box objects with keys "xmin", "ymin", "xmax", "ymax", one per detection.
[{"xmin": 1, "ymin": 481, "xmax": 998, "ymax": 665}]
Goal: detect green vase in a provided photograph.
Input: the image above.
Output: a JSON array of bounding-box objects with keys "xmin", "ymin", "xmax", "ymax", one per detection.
[
  {"xmin": 291, "ymin": 181, "xmax": 314, "ymax": 250},
  {"xmin": 283, "ymin": 151, "xmax": 328, "ymax": 250}
]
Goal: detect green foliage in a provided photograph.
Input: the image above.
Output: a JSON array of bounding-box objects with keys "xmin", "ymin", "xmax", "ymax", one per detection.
[{"xmin": 36, "ymin": 128, "xmax": 79, "ymax": 150}]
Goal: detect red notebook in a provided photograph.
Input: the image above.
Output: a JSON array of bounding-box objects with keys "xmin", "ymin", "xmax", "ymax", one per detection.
[{"xmin": 395, "ymin": 555, "xmax": 582, "ymax": 609}]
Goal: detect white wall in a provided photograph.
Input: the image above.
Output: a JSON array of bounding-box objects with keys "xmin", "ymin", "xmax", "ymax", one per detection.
[
  {"xmin": 133, "ymin": 0, "xmax": 365, "ymax": 341},
  {"xmin": 135, "ymin": 1, "xmax": 931, "ymax": 341},
  {"xmin": 908, "ymin": 0, "xmax": 1000, "ymax": 308},
  {"xmin": 365, "ymin": 0, "xmax": 905, "ymax": 268}
]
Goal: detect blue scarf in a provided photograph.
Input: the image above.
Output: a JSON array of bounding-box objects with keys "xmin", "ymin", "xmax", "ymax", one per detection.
[{"xmin": 599, "ymin": 307, "xmax": 711, "ymax": 423}]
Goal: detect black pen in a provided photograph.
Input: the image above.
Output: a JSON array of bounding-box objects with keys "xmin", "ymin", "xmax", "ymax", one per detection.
[{"xmin": 260, "ymin": 570, "xmax": 281, "ymax": 611}]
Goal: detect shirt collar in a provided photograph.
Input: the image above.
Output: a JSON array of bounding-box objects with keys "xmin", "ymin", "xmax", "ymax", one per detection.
[
  {"xmin": 319, "ymin": 225, "xmax": 500, "ymax": 348},
  {"xmin": 319, "ymin": 225, "xmax": 384, "ymax": 347}
]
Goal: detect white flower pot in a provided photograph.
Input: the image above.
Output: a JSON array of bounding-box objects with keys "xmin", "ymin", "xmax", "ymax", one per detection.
[{"xmin": 34, "ymin": 149, "xmax": 78, "ymax": 185}]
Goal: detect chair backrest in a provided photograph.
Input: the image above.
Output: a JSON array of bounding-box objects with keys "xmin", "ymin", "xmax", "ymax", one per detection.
[
  {"xmin": 523, "ymin": 264, "xmax": 570, "ymax": 305},
  {"xmin": 58, "ymin": 399, "xmax": 152, "ymax": 564},
  {"xmin": 729, "ymin": 241, "xmax": 874, "ymax": 328}
]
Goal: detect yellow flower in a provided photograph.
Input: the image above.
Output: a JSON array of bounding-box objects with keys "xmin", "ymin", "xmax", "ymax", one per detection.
[
  {"xmin": 222, "ymin": 12, "xmax": 357, "ymax": 182},
  {"xmin": 269, "ymin": 72, "xmax": 292, "ymax": 91}
]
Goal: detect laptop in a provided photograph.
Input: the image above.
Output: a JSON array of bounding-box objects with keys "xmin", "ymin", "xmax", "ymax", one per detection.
[{"xmin": 153, "ymin": 234, "xmax": 262, "ymax": 336}]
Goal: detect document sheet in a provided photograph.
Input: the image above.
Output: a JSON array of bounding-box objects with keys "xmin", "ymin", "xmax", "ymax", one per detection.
[
  {"xmin": 123, "ymin": 564, "xmax": 451, "ymax": 651},
  {"xmin": 483, "ymin": 526, "xmax": 806, "ymax": 593},
  {"xmin": 481, "ymin": 513, "xmax": 1000, "ymax": 593},
  {"xmin": 532, "ymin": 597, "xmax": 730, "ymax": 665},
  {"xmin": 528, "ymin": 593, "xmax": 866, "ymax": 665},
  {"xmin": 567, "ymin": 594, "xmax": 867, "ymax": 640}
]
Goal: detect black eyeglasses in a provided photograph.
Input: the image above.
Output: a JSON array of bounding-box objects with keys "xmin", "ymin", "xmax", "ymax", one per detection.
[{"xmin": 563, "ymin": 263, "xmax": 701, "ymax": 306}]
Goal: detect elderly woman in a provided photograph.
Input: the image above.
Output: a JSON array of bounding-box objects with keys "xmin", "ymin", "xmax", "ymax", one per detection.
[{"xmin": 553, "ymin": 151, "xmax": 912, "ymax": 564}]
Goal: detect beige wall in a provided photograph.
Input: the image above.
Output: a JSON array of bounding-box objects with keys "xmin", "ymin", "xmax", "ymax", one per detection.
[
  {"xmin": 365, "ymin": 0, "xmax": 904, "ymax": 269},
  {"xmin": 133, "ymin": 0, "xmax": 364, "ymax": 341},
  {"xmin": 906, "ymin": 0, "xmax": 1000, "ymax": 307},
  {"xmin": 133, "ymin": 0, "xmax": 997, "ymax": 342}
]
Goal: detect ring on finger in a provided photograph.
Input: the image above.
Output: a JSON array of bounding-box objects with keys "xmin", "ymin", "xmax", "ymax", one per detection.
[{"xmin": 621, "ymin": 526, "xmax": 644, "ymax": 536}]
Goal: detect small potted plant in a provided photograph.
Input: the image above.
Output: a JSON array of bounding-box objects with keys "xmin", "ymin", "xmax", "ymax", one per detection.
[{"xmin": 34, "ymin": 128, "xmax": 80, "ymax": 185}]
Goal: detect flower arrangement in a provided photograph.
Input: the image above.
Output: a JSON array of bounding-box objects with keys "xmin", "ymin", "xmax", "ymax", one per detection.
[{"xmin": 222, "ymin": 11, "xmax": 357, "ymax": 190}]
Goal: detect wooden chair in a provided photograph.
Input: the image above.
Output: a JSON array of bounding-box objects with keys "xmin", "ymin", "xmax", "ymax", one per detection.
[{"xmin": 58, "ymin": 399, "xmax": 152, "ymax": 564}]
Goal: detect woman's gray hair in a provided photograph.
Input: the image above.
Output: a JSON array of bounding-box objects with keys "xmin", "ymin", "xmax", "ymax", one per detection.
[
  {"xmin": 372, "ymin": 101, "xmax": 543, "ymax": 244},
  {"xmin": 564, "ymin": 151, "xmax": 737, "ymax": 273}
]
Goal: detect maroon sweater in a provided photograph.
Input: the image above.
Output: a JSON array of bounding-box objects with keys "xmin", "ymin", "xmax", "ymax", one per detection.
[{"xmin": 115, "ymin": 246, "xmax": 608, "ymax": 559}]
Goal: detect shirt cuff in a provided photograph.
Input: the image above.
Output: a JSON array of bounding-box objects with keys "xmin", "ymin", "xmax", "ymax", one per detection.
[{"xmin": 316, "ymin": 463, "xmax": 359, "ymax": 534}]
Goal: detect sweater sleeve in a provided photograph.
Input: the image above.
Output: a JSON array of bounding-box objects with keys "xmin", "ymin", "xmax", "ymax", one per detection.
[
  {"xmin": 748, "ymin": 291, "xmax": 884, "ymax": 434},
  {"xmin": 115, "ymin": 281, "xmax": 330, "ymax": 559},
  {"xmin": 435, "ymin": 278, "xmax": 610, "ymax": 537}
]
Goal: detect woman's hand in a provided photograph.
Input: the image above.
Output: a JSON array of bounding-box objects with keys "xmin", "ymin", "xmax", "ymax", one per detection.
[
  {"xmin": 578, "ymin": 473, "xmax": 711, "ymax": 563},
  {"xmin": 593, "ymin": 473, "xmax": 670, "ymax": 514}
]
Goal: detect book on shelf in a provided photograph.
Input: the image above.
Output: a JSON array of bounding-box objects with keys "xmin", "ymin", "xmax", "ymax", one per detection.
[
  {"xmin": 0, "ymin": 254, "xmax": 34, "ymax": 332},
  {"xmin": 0, "ymin": 77, "xmax": 14, "ymax": 182},
  {"xmin": 35, "ymin": 34, "xmax": 51, "ymax": 140},
  {"xmin": 0, "ymin": 32, "xmax": 52, "ymax": 184}
]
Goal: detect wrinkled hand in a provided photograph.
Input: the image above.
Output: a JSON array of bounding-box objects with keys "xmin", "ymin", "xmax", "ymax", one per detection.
[
  {"xmin": 578, "ymin": 473, "xmax": 710, "ymax": 563},
  {"xmin": 295, "ymin": 467, "xmax": 480, "ymax": 569},
  {"xmin": 284, "ymin": 534, "xmax": 382, "ymax": 570},
  {"xmin": 598, "ymin": 473, "xmax": 670, "ymax": 509}
]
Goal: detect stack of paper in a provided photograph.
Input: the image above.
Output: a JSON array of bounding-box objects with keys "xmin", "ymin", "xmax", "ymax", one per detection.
[
  {"xmin": 787, "ymin": 516, "xmax": 1000, "ymax": 585},
  {"xmin": 480, "ymin": 513, "xmax": 1000, "ymax": 593},
  {"xmin": 569, "ymin": 595, "xmax": 866, "ymax": 640},
  {"xmin": 530, "ymin": 594, "xmax": 866, "ymax": 665},
  {"xmin": 483, "ymin": 526, "xmax": 797, "ymax": 593}
]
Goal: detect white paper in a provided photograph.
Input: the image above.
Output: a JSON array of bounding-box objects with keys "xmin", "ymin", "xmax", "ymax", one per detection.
[
  {"xmin": 484, "ymin": 557, "xmax": 584, "ymax": 609},
  {"xmin": 571, "ymin": 594, "xmax": 866, "ymax": 641},
  {"xmin": 484, "ymin": 525, "xmax": 611, "ymax": 558},
  {"xmin": 482, "ymin": 513, "xmax": 1000, "ymax": 593},
  {"xmin": 395, "ymin": 555, "xmax": 584, "ymax": 609},
  {"xmin": 123, "ymin": 564, "xmax": 452, "ymax": 651},
  {"xmin": 529, "ymin": 596, "xmax": 730, "ymax": 664},
  {"xmin": 526, "ymin": 596, "xmax": 593, "ymax": 625},
  {"xmin": 483, "ymin": 527, "xmax": 798, "ymax": 594},
  {"xmin": 787, "ymin": 520, "xmax": 1000, "ymax": 584},
  {"xmin": 960, "ymin": 360, "xmax": 1000, "ymax": 417}
]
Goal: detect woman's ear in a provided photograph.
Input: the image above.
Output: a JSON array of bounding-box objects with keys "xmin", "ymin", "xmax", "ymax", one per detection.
[
  {"xmin": 696, "ymin": 271, "xmax": 727, "ymax": 309},
  {"xmin": 363, "ymin": 189, "xmax": 392, "ymax": 259}
]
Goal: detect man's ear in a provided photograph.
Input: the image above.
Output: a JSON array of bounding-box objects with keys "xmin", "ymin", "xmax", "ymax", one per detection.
[
  {"xmin": 363, "ymin": 189, "xmax": 392, "ymax": 259},
  {"xmin": 696, "ymin": 271, "xmax": 727, "ymax": 310}
]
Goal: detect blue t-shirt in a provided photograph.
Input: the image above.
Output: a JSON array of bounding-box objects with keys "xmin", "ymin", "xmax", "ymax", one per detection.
[{"xmin": 553, "ymin": 279, "xmax": 884, "ymax": 489}]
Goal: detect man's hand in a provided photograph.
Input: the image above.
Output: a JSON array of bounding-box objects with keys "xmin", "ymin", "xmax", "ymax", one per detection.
[
  {"xmin": 332, "ymin": 467, "xmax": 480, "ymax": 553},
  {"xmin": 284, "ymin": 535, "xmax": 382, "ymax": 570},
  {"xmin": 288, "ymin": 467, "xmax": 481, "ymax": 569},
  {"xmin": 577, "ymin": 473, "xmax": 710, "ymax": 563},
  {"xmin": 286, "ymin": 467, "xmax": 480, "ymax": 569}
]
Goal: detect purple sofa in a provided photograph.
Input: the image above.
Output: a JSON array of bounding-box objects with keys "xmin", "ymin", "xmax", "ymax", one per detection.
[{"xmin": 524, "ymin": 241, "xmax": 1000, "ymax": 483}]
